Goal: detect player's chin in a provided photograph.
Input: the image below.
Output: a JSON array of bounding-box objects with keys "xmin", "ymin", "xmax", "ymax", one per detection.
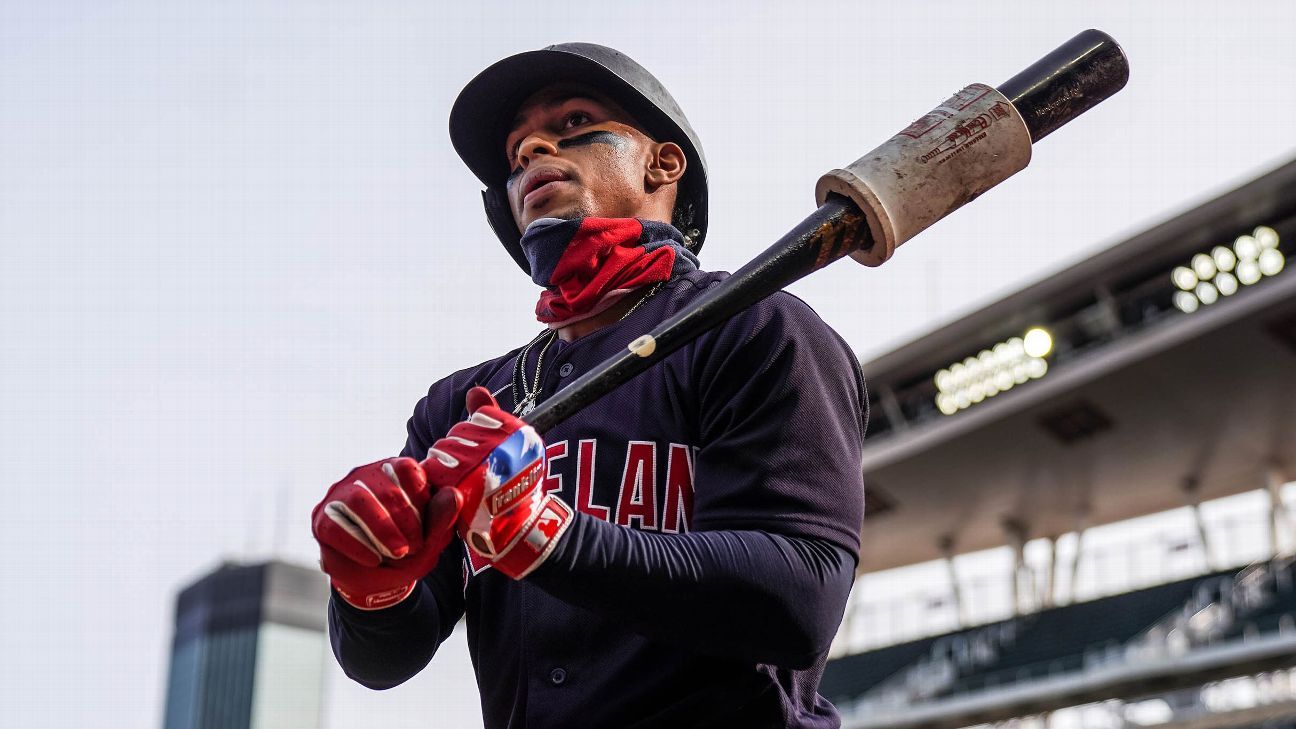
[{"xmin": 520, "ymin": 199, "xmax": 586, "ymax": 228}]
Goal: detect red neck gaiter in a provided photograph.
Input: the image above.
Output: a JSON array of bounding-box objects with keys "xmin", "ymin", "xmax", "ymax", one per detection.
[{"xmin": 520, "ymin": 217, "xmax": 699, "ymax": 328}]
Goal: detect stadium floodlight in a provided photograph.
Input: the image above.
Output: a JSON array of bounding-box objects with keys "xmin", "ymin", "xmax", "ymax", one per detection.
[
  {"xmin": 1173, "ymin": 291, "xmax": 1199, "ymax": 313},
  {"xmin": 1191, "ymin": 253, "xmax": 1217, "ymax": 281},
  {"xmin": 936, "ymin": 393, "xmax": 957, "ymax": 415},
  {"xmin": 1195, "ymin": 281, "xmax": 1219, "ymax": 305},
  {"xmin": 1171, "ymin": 225, "xmax": 1285, "ymax": 314},
  {"xmin": 1211, "ymin": 246, "xmax": 1236, "ymax": 272},
  {"xmin": 1237, "ymin": 259, "xmax": 1262, "ymax": 285},
  {"xmin": 1255, "ymin": 225, "xmax": 1279, "ymax": 248},
  {"xmin": 1011, "ymin": 362, "xmax": 1029, "ymax": 384},
  {"xmin": 933, "ymin": 328, "xmax": 1053, "ymax": 416},
  {"xmin": 1023, "ymin": 328, "xmax": 1053, "ymax": 358},
  {"xmin": 935, "ymin": 369, "xmax": 953, "ymax": 392},
  {"xmin": 994, "ymin": 371, "xmax": 1013, "ymax": 391},
  {"xmin": 1259, "ymin": 248, "xmax": 1285, "ymax": 277},
  {"xmin": 1234, "ymin": 234, "xmax": 1260, "ymax": 261},
  {"xmin": 1214, "ymin": 272, "xmax": 1238, "ymax": 296},
  {"xmin": 1171, "ymin": 266, "xmax": 1197, "ymax": 291}
]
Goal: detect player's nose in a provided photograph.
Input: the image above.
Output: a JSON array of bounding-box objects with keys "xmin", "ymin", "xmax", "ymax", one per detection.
[{"xmin": 516, "ymin": 133, "xmax": 559, "ymax": 169}]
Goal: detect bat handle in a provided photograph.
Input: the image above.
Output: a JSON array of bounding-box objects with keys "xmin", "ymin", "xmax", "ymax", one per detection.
[{"xmin": 998, "ymin": 29, "xmax": 1130, "ymax": 143}]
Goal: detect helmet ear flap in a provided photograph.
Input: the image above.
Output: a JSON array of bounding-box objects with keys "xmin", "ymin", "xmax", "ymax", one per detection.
[{"xmin": 481, "ymin": 188, "xmax": 531, "ymax": 274}]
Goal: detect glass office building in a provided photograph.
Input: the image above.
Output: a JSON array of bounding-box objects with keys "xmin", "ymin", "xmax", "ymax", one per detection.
[{"xmin": 162, "ymin": 560, "xmax": 329, "ymax": 729}]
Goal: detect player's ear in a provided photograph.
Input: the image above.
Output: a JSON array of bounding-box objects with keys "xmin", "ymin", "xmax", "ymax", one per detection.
[{"xmin": 644, "ymin": 141, "xmax": 686, "ymax": 190}]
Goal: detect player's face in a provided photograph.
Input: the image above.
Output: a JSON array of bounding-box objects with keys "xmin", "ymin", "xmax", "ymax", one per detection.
[{"xmin": 504, "ymin": 83, "xmax": 669, "ymax": 233}]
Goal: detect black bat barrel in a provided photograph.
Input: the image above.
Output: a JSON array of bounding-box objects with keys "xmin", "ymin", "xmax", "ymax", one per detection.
[{"xmin": 998, "ymin": 29, "xmax": 1130, "ymax": 143}]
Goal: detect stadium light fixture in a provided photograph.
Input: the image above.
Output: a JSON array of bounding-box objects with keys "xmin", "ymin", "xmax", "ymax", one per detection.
[
  {"xmin": 1191, "ymin": 253, "xmax": 1216, "ymax": 281},
  {"xmin": 1023, "ymin": 328, "xmax": 1053, "ymax": 358},
  {"xmin": 1195, "ymin": 281, "xmax": 1219, "ymax": 306},
  {"xmin": 1214, "ymin": 272, "xmax": 1238, "ymax": 296},
  {"xmin": 934, "ymin": 327, "xmax": 1053, "ymax": 416},
  {"xmin": 1235, "ymin": 234, "xmax": 1260, "ymax": 260},
  {"xmin": 1171, "ymin": 266, "xmax": 1197, "ymax": 291},
  {"xmin": 1171, "ymin": 226, "xmax": 1285, "ymax": 313},
  {"xmin": 1259, "ymin": 248, "xmax": 1285, "ymax": 277},
  {"xmin": 1256, "ymin": 225, "xmax": 1280, "ymax": 248},
  {"xmin": 1211, "ymin": 245, "xmax": 1236, "ymax": 272},
  {"xmin": 1172, "ymin": 291, "xmax": 1199, "ymax": 314}
]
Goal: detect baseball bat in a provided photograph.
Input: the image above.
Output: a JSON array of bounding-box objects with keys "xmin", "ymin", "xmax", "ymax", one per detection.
[{"xmin": 524, "ymin": 29, "xmax": 1129, "ymax": 433}]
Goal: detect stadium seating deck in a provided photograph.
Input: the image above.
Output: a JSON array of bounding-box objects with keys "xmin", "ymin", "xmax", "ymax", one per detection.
[
  {"xmin": 820, "ymin": 633, "xmax": 944, "ymax": 706},
  {"xmin": 947, "ymin": 574, "xmax": 1214, "ymax": 694},
  {"xmin": 825, "ymin": 560, "xmax": 1296, "ymax": 707}
]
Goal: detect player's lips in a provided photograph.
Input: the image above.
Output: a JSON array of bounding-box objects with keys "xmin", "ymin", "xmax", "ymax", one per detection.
[{"xmin": 520, "ymin": 168, "xmax": 573, "ymax": 206}]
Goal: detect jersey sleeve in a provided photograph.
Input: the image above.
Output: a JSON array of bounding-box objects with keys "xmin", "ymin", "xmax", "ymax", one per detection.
[
  {"xmin": 534, "ymin": 515, "xmax": 856, "ymax": 668},
  {"xmin": 690, "ymin": 292, "xmax": 868, "ymax": 554},
  {"xmin": 327, "ymin": 550, "xmax": 464, "ymax": 689}
]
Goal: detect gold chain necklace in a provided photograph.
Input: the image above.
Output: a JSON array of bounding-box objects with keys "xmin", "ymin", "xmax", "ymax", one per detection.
[{"xmin": 512, "ymin": 281, "xmax": 665, "ymax": 416}]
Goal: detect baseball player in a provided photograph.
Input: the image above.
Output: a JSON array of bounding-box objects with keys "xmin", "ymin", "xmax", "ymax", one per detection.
[{"xmin": 312, "ymin": 43, "xmax": 868, "ymax": 728}]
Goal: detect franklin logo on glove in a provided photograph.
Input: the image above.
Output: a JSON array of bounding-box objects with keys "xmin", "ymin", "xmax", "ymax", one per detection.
[{"xmin": 424, "ymin": 386, "xmax": 573, "ymax": 578}]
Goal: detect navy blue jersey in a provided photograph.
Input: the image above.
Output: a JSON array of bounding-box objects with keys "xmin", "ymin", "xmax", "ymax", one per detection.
[{"xmin": 330, "ymin": 269, "xmax": 868, "ymax": 728}]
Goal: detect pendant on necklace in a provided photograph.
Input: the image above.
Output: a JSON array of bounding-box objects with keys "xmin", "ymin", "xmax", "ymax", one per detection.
[{"xmin": 520, "ymin": 400, "xmax": 536, "ymax": 416}]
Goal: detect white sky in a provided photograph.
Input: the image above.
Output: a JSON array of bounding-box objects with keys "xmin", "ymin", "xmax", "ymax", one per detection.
[{"xmin": 2, "ymin": 2, "xmax": 1294, "ymax": 727}]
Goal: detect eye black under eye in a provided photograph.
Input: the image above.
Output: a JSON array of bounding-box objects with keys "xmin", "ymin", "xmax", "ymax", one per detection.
[{"xmin": 506, "ymin": 111, "xmax": 593, "ymax": 170}]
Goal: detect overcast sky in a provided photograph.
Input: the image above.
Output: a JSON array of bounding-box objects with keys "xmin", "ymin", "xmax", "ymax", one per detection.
[{"xmin": 2, "ymin": 2, "xmax": 1295, "ymax": 728}]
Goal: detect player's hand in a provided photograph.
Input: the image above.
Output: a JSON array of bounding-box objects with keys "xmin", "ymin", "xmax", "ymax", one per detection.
[
  {"xmin": 423, "ymin": 386, "xmax": 573, "ymax": 579},
  {"xmin": 311, "ymin": 457, "xmax": 463, "ymax": 610}
]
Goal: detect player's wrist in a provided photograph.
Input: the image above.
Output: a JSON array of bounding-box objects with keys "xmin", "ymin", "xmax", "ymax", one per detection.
[
  {"xmin": 485, "ymin": 493, "xmax": 574, "ymax": 580},
  {"xmin": 332, "ymin": 580, "xmax": 419, "ymax": 612}
]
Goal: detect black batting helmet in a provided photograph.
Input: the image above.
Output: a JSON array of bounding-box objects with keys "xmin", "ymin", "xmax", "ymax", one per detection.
[{"xmin": 449, "ymin": 43, "xmax": 709, "ymax": 274}]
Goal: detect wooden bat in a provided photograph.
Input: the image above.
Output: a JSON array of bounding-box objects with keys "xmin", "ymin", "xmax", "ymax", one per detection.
[{"xmin": 524, "ymin": 29, "xmax": 1130, "ymax": 433}]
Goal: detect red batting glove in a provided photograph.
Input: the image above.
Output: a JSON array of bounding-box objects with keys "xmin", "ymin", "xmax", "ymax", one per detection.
[
  {"xmin": 423, "ymin": 386, "xmax": 573, "ymax": 579},
  {"xmin": 311, "ymin": 457, "xmax": 463, "ymax": 610}
]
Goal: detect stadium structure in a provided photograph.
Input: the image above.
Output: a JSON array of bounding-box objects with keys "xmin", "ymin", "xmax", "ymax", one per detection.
[{"xmin": 825, "ymin": 157, "xmax": 1296, "ymax": 729}]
